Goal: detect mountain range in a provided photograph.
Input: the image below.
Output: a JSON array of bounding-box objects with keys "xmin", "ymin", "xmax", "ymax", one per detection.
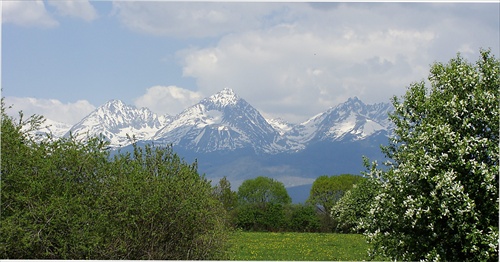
[{"xmin": 36, "ymin": 88, "xmax": 394, "ymax": 203}]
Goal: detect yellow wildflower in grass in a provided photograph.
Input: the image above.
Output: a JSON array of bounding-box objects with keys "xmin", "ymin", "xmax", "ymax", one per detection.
[{"xmin": 226, "ymin": 231, "xmax": 370, "ymax": 261}]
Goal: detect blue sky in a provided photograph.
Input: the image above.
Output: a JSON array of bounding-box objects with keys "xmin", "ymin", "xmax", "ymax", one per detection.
[{"xmin": 2, "ymin": 1, "xmax": 499, "ymax": 124}]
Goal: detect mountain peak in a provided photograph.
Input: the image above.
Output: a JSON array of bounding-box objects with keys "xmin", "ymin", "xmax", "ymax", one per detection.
[
  {"xmin": 100, "ymin": 99, "xmax": 129, "ymax": 113},
  {"xmin": 221, "ymin": 87, "xmax": 236, "ymax": 95},
  {"xmin": 347, "ymin": 96, "xmax": 361, "ymax": 103},
  {"xmin": 103, "ymin": 99, "xmax": 126, "ymax": 107},
  {"xmin": 68, "ymin": 99, "xmax": 168, "ymax": 147},
  {"xmin": 205, "ymin": 88, "xmax": 240, "ymax": 107}
]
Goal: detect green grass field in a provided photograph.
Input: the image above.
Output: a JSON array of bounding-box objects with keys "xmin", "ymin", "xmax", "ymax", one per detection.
[{"xmin": 225, "ymin": 231, "xmax": 371, "ymax": 261}]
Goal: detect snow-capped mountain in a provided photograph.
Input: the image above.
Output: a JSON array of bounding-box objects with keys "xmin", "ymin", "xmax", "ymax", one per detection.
[
  {"xmin": 266, "ymin": 118, "xmax": 295, "ymax": 136},
  {"xmin": 153, "ymin": 88, "xmax": 281, "ymax": 153},
  {"xmin": 284, "ymin": 97, "xmax": 393, "ymax": 150},
  {"xmin": 28, "ymin": 118, "xmax": 73, "ymax": 140},
  {"xmin": 28, "ymin": 89, "xmax": 393, "ymax": 201},
  {"xmin": 67, "ymin": 100, "xmax": 171, "ymax": 147},
  {"xmin": 38, "ymin": 90, "xmax": 392, "ymax": 153}
]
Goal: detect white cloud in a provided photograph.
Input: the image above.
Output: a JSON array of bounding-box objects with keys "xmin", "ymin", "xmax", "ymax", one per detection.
[
  {"xmin": 111, "ymin": 2, "xmax": 285, "ymax": 38},
  {"xmin": 177, "ymin": 3, "xmax": 499, "ymax": 123},
  {"xmin": 4, "ymin": 97, "xmax": 95, "ymax": 125},
  {"xmin": 2, "ymin": 0, "xmax": 59, "ymax": 28},
  {"xmin": 134, "ymin": 86, "xmax": 203, "ymax": 116},
  {"xmin": 179, "ymin": 26, "xmax": 434, "ymax": 123},
  {"xmin": 47, "ymin": 0, "xmax": 98, "ymax": 22}
]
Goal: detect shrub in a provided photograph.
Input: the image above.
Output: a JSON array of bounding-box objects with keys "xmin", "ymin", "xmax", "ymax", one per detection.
[
  {"xmin": 286, "ymin": 204, "xmax": 321, "ymax": 232},
  {"xmin": 360, "ymin": 50, "xmax": 499, "ymax": 261},
  {"xmin": 1, "ymin": 105, "xmax": 230, "ymax": 259}
]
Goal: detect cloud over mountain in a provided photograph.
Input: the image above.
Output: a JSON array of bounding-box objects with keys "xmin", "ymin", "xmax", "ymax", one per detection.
[
  {"xmin": 3, "ymin": 97, "xmax": 95, "ymax": 125},
  {"xmin": 179, "ymin": 24, "xmax": 432, "ymax": 123},
  {"xmin": 134, "ymin": 85, "xmax": 203, "ymax": 116},
  {"xmin": 4, "ymin": 2, "xmax": 498, "ymax": 127}
]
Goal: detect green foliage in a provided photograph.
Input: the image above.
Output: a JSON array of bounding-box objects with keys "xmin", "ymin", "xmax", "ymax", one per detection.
[
  {"xmin": 331, "ymin": 175, "xmax": 380, "ymax": 233},
  {"xmin": 1, "ymin": 107, "xmax": 111, "ymax": 258},
  {"xmin": 99, "ymin": 144, "xmax": 229, "ymax": 259},
  {"xmin": 360, "ymin": 49, "xmax": 499, "ymax": 261},
  {"xmin": 233, "ymin": 203, "xmax": 287, "ymax": 232},
  {"xmin": 233, "ymin": 177, "xmax": 321, "ymax": 232},
  {"xmin": 1, "ymin": 104, "xmax": 230, "ymax": 259},
  {"xmin": 307, "ymin": 174, "xmax": 362, "ymax": 232},
  {"xmin": 213, "ymin": 176, "xmax": 238, "ymax": 212},
  {"xmin": 307, "ymin": 174, "xmax": 362, "ymax": 215},
  {"xmin": 286, "ymin": 204, "xmax": 321, "ymax": 232},
  {"xmin": 233, "ymin": 202, "xmax": 321, "ymax": 233},
  {"xmin": 237, "ymin": 176, "xmax": 291, "ymax": 206}
]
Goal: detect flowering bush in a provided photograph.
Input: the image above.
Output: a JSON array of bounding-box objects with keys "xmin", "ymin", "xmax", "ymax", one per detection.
[
  {"xmin": 331, "ymin": 175, "xmax": 380, "ymax": 233},
  {"xmin": 360, "ymin": 49, "xmax": 499, "ymax": 261}
]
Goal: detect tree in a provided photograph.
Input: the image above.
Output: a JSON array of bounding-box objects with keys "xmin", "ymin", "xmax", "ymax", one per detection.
[
  {"xmin": 307, "ymin": 174, "xmax": 362, "ymax": 215},
  {"xmin": 213, "ymin": 176, "xmax": 237, "ymax": 212},
  {"xmin": 235, "ymin": 176, "xmax": 291, "ymax": 231},
  {"xmin": 237, "ymin": 176, "xmax": 291, "ymax": 207},
  {"xmin": 360, "ymin": 50, "xmax": 499, "ymax": 261}
]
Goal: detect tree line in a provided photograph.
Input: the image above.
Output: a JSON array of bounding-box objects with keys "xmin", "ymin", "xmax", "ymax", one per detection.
[
  {"xmin": 1, "ymin": 49, "xmax": 498, "ymax": 261},
  {"xmin": 213, "ymin": 174, "xmax": 370, "ymax": 233}
]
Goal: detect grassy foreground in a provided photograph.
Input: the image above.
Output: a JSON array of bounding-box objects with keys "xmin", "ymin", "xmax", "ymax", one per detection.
[{"xmin": 225, "ymin": 231, "xmax": 370, "ymax": 261}]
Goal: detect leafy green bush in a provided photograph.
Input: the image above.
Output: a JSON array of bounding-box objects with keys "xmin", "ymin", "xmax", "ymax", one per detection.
[
  {"xmin": 307, "ymin": 174, "xmax": 362, "ymax": 232},
  {"xmin": 233, "ymin": 177, "xmax": 322, "ymax": 233},
  {"xmin": 331, "ymin": 175, "xmax": 380, "ymax": 233},
  {"xmin": 1, "ymin": 110, "xmax": 110, "ymax": 258},
  {"xmin": 234, "ymin": 203, "xmax": 287, "ymax": 232},
  {"xmin": 99, "ymin": 144, "xmax": 230, "ymax": 259},
  {"xmin": 1, "ymin": 105, "xmax": 230, "ymax": 259},
  {"xmin": 286, "ymin": 204, "xmax": 321, "ymax": 232},
  {"xmin": 307, "ymin": 174, "xmax": 363, "ymax": 215}
]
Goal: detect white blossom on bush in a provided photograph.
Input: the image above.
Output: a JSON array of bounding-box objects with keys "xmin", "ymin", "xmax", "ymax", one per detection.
[{"xmin": 360, "ymin": 50, "xmax": 499, "ymax": 261}]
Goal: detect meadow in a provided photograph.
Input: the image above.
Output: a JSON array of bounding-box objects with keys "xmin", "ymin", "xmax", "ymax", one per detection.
[{"xmin": 225, "ymin": 231, "xmax": 371, "ymax": 261}]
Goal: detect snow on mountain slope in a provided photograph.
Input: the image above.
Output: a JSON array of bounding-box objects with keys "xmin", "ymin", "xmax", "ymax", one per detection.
[
  {"xmin": 266, "ymin": 118, "xmax": 295, "ymax": 136},
  {"xmin": 28, "ymin": 118, "xmax": 73, "ymax": 140},
  {"xmin": 32, "ymin": 89, "xmax": 392, "ymax": 155},
  {"xmin": 284, "ymin": 97, "xmax": 393, "ymax": 150},
  {"xmin": 153, "ymin": 88, "xmax": 281, "ymax": 153},
  {"xmin": 67, "ymin": 100, "xmax": 171, "ymax": 147}
]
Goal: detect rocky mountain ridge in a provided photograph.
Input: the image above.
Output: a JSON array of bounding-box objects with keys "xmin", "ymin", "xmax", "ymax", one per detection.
[
  {"xmin": 66, "ymin": 99, "xmax": 172, "ymax": 147},
  {"xmin": 32, "ymin": 88, "xmax": 394, "ymax": 200},
  {"xmin": 43, "ymin": 88, "xmax": 393, "ymax": 154}
]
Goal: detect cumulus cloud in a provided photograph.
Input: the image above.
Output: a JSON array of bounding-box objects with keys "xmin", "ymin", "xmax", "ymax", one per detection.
[
  {"xmin": 177, "ymin": 3, "xmax": 499, "ymax": 123},
  {"xmin": 2, "ymin": 0, "xmax": 59, "ymax": 28},
  {"xmin": 134, "ymin": 86, "xmax": 203, "ymax": 116},
  {"xmin": 47, "ymin": 0, "xmax": 98, "ymax": 22},
  {"xmin": 179, "ymin": 25, "xmax": 434, "ymax": 123},
  {"xmin": 4, "ymin": 97, "xmax": 96, "ymax": 125}
]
